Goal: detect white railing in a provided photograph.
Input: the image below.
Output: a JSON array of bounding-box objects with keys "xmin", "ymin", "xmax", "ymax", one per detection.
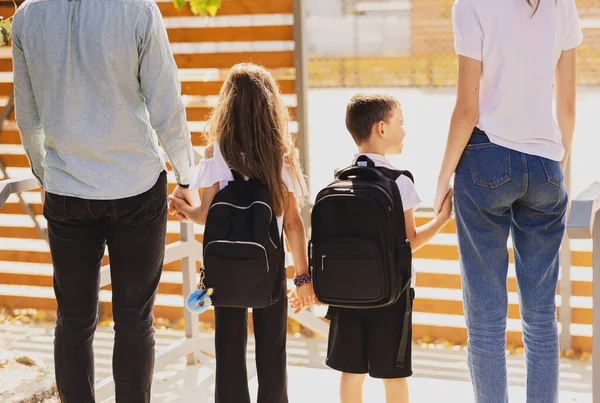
[{"xmin": 567, "ymin": 181, "xmax": 600, "ymax": 403}]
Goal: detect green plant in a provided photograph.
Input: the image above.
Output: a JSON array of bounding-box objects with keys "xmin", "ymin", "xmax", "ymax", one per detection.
[
  {"xmin": 0, "ymin": 0, "xmax": 222, "ymax": 46},
  {"xmin": 0, "ymin": 1, "xmax": 17, "ymax": 46},
  {"xmin": 0, "ymin": 18, "xmax": 11, "ymax": 46},
  {"xmin": 172, "ymin": 0, "xmax": 222, "ymax": 16}
]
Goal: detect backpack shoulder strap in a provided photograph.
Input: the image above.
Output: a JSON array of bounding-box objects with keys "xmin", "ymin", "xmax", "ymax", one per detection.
[
  {"xmin": 231, "ymin": 169, "xmax": 244, "ymax": 181},
  {"xmin": 376, "ymin": 167, "xmax": 414, "ymax": 184}
]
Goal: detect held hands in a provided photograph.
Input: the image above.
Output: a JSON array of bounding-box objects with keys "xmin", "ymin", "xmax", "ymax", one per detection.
[
  {"xmin": 288, "ymin": 282, "xmax": 318, "ymax": 314},
  {"xmin": 437, "ymin": 188, "xmax": 454, "ymax": 223},
  {"xmin": 434, "ymin": 179, "xmax": 454, "ymax": 221},
  {"xmin": 433, "ymin": 180, "xmax": 450, "ymax": 217},
  {"xmin": 168, "ymin": 185, "xmax": 200, "ymax": 222}
]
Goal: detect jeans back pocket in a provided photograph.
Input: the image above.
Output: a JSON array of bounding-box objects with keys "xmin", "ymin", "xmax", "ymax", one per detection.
[
  {"xmin": 466, "ymin": 143, "xmax": 512, "ymax": 189},
  {"xmin": 539, "ymin": 157, "xmax": 564, "ymax": 188}
]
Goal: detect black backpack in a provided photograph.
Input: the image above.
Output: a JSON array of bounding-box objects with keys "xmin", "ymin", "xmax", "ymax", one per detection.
[
  {"xmin": 309, "ymin": 156, "xmax": 413, "ymax": 309},
  {"xmin": 202, "ymin": 171, "xmax": 285, "ymax": 308}
]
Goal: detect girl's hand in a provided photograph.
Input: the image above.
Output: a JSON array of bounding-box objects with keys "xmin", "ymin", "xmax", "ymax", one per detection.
[
  {"xmin": 168, "ymin": 195, "xmax": 202, "ymax": 224},
  {"xmin": 288, "ymin": 283, "xmax": 318, "ymax": 314},
  {"xmin": 288, "ymin": 289, "xmax": 303, "ymax": 314}
]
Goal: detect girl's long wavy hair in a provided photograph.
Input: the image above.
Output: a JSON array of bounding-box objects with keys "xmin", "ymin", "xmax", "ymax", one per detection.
[{"xmin": 207, "ymin": 63, "xmax": 304, "ymax": 216}]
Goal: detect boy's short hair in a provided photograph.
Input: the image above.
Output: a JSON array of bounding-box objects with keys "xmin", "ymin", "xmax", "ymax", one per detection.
[{"xmin": 345, "ymin": 94, "xmax": 400, "ymax": 145}]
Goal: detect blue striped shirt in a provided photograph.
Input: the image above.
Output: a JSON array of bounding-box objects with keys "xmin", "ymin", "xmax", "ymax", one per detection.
[{"xmin": 12, "ymin": 0, "xmax": 194, "ymax": 199}]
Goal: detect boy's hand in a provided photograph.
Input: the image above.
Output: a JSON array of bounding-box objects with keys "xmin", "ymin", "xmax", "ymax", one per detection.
[
  {"xmin": 296, "ymin": 282, "xmax": 318, "ymax": 308},
  {"xmin": 438, "ymin": 188, "xmax": 454, "ymax": 222}
]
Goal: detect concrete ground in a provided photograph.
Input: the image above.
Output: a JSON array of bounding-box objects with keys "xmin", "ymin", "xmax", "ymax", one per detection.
[{"xmin": 0, "ymin": 323, "xmax": 592, "ymax": 403}]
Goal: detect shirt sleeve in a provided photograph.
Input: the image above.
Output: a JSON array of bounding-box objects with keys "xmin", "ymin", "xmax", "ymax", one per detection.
[
  {"xmin": 138, "ymin": 3, "xmax": 194, "ymax": 186},
  {"xmin": 12, "ymin": 12, "xmax": 46, "ymax": 185},
  {"xmin": 563, "ymin": 0, "xmax": 583, "ymax": 50},
  {"xmin": 282, "ymin": 166, "xmax": 309, "ymax": 200},
  {"xmin": 452, "ymin": 0, "xmax": 483, "ymax": 61},
  {"xmin": 189, "ymin": 144, "xmax": 233, "ymax": 190},
  {"xmin": 396, "ymin": 175, "xmax": 421, "ymax": 211}
]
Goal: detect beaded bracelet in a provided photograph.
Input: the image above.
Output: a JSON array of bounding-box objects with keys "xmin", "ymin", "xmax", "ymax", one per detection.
[{"xmin": 293, "ymin": 273, "xmax": 312, "ymax": 287}]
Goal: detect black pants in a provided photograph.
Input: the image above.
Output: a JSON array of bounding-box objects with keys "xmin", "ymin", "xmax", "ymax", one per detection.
[
  {"xmin": 214, "ymin": 280, "xmax": 289, "ymax": 403},
  {"xmin": 44, "ymin": 172, "xmax": 167, "ymax": 403}
]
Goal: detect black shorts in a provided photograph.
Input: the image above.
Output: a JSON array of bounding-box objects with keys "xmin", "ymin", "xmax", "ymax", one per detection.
[{"xmin": 325, "ymin": 288, "xmax": 414, "ymax": 379}]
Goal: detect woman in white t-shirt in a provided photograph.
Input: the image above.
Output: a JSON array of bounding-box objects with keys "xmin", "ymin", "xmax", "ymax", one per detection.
[
  {"xmin": 434, "ymin": 1, "xmax": 583, "ymax": 402},
  {"xmin": 169, "ymin": 63, "xmax": 316, "ymax": 403}
]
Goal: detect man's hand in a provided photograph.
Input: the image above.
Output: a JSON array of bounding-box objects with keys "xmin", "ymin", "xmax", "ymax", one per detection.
[
  {"xmin": 40, "ymin": 188, "xmax": 46, "ymax": 208},
  {"xmin": 169, "ymin": 185, "xmax": 199, "ymax": 220}
]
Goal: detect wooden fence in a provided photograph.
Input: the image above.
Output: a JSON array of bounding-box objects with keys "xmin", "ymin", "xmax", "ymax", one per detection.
[{"xmin": 0, "ymin": 0, "xmax": 595, "ymax": 352}]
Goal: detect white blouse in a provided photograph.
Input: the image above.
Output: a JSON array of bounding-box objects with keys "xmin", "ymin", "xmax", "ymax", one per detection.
[{"xmin": 190, "ymin": 142, "xmax": 309, "ymax": 235}]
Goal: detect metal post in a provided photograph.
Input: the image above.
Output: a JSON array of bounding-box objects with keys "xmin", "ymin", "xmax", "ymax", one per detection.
[
  {"xmin": 293, "ymin": 0, "xmax": 312, "ymax": 228},
  {"xmin": 593, "ymin": 213, "xmax": 600, "ymax": 403},
  {"xmin": 560, "ymin": 158, "xmax": 573, "ymax": 351},
  {"xmin": 181, "ymin": 221, "xmax": 200, "ymax": 365}
]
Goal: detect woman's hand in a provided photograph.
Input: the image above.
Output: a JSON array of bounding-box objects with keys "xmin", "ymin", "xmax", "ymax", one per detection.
[
  {"xmin": 434, "ymin": 180, "xmax": 452, "ymax": 217},
  {"xmin": 437, "ymin": 188, "xmax": 454, "ymax": 223}
]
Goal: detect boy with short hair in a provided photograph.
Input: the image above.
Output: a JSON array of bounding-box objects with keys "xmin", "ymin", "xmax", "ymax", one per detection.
[{"xmin": 323, "ymin": 94, "xmax": 453, "ymax": 403}]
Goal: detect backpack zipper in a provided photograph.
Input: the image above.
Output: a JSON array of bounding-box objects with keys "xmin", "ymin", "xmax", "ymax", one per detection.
[
  {"xmin": 210, "ymin": 201, "xmax": 273, "ymax": 221},
  {"xmin": 321, "ymin": 254, "xmax": 326, "ymax": 270},
  {"xmin": 209, "ymin": 201, "xmax": 279, "ymax": 250},
  {"xmin": 204, "ymin": 240, "xmax": 270, "ymax": 273}
]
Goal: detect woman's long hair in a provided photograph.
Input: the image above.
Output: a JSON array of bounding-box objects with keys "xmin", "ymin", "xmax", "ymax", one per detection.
[
  {"xmin": 526, "ymin": 0, "xmax": 541, "ymax": 14},
  {"xmin": 526, "ymin": 0, "xmax": 557, "ymax": 16},
  {"xmin": 207, "ymin": 63, "xmax": 304, "ymax": 216}
]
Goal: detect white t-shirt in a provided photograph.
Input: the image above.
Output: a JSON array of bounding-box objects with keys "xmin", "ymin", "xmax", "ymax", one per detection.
[
  {"xmin": 452, "ymin": 0, "xmax": 583, "ymax": 162},
  {"xmin": 190, "ymin": 142, "xmax": 309, "ymax": 235},
  {"xmin": 353, "ymin": 153, "xmax": 422, "ymax": 286}
]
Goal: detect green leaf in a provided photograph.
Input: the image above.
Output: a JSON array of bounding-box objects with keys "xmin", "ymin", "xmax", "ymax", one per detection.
[
  {"xmin": 172, "ymin": 0, "xmax": 186, "ymax": 11},
  {"xmin": 0, "ymin": 27, "xmax": 8, "ymax": 46},
  {"xmin": 189, "ymin": 0, "xmax": 206, "ymax": 16},
  {"xmin": 205, "ymin": 0, "xmax": 221, "ymax": 17},
  {"xmin": 2, "ymin": 20, "xmax": 11, "ymax": 38},
  {"xmin": 0, "ymin": 20, "xmax": 11, "ymax": 45},
  {"xmin": 172, "ymin": 0, "xmax": 221, "ymax": 17}
]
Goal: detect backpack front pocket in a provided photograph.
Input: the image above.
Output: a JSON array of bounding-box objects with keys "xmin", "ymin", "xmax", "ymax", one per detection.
[
  {"xmin": 312, "ymin": 239, "xmax": 384, "ymax": 305},
  {"xmin": 204, "ymin": 241, "xmax": 271, "ymax": 308}
]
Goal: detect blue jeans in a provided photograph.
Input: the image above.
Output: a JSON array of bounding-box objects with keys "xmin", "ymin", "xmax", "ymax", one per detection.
[{"xmin": 454, "ymin": 129, "xmax": 568, "ymax": 403}]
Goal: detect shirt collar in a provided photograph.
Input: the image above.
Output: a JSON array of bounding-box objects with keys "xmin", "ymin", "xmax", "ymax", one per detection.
[{"xmin": 352, "ymin": 153, "xmax": 394, "ymax": 169}]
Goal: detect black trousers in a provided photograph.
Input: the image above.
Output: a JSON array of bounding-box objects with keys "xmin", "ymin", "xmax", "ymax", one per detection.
[
  {"xmin": 214, "ymin": 279, "xmax": 289, "ymax": 403},
  {"xmin": 44, "ymin": 172, "xmax": 167, "ymax": 403}
]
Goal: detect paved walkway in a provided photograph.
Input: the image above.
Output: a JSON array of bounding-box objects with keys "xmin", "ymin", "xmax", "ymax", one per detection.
[{"xmin": 0, "ymin": 323, "xmax": 593, "ymax": 403}]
